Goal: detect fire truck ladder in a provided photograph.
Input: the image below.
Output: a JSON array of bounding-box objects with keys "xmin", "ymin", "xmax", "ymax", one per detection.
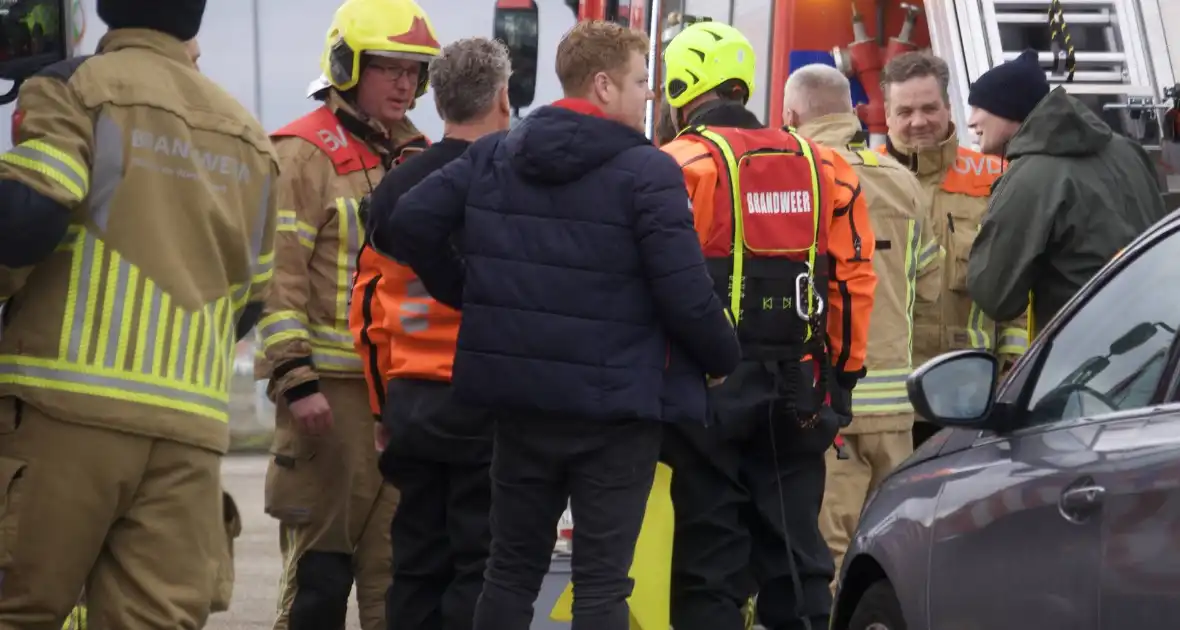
[{"xmin": 926, "ymin": 0, "xmax": 1176, "ymax": 147}]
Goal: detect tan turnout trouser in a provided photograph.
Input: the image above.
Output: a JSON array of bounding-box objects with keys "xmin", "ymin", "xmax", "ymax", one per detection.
[
  {"xmin": 819, "ymin": 430, "xmax": 913, "ymax": 579},
  {"xmin": 265, "ymin": 378, "xmax": 399, "ymax": 630},
  {"xmin": 0, "ymin": 400, "xmax": 223, "ymax": 630}
]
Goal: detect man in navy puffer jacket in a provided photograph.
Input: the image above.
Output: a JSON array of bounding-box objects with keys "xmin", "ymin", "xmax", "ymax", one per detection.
[{"xmin": 384, "ymin": 20, "xmax": 741, "ymax": 630}]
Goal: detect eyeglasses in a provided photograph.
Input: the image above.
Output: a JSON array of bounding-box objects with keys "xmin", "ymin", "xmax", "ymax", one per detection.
[{"xmin": 367, "ymin": 63, "xmax": 420, "ymax": 82}]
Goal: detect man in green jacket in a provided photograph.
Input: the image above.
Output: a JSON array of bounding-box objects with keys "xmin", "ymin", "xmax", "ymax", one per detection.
[{"xmin": 965, "ymin": 49, "xmax": 1170, "ymax": 336}]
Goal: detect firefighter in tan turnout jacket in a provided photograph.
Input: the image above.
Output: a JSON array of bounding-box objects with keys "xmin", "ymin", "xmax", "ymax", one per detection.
[
  {"xmin": 784, "ymin": 65, "xmax": 942, "ymax": 575},
  {"xmin": 879, "ymin": 52, "xmax": 1028, "ymax": 446},
  {"xmin": 257, "ymin": 1, "xmax": 439, "ymax": 628},
  {"xmin": 0, "ymin": 1, "xmax": 278, "ymax": 628}
]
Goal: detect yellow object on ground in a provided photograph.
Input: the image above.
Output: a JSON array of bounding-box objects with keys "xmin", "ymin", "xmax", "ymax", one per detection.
[{"xmin": 550, "ymin": 463, "xmax": 674, "ymax": 629}]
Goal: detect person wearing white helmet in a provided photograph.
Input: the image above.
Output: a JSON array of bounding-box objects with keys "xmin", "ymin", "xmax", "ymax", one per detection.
[{"xmin": 258, "ymin": 1, "xmax": 440, "ymax": 628}]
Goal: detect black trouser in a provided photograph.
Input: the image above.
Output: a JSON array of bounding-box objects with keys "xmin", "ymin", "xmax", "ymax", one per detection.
[
  {"xmin": 379, "ymin": 379, "xmax": 494, "ymax": 630},
  {"xmin": 662, "ymin": 360, "xmax": 839, "ymax": 630},
  {"xmin": 472, "ymin": 414, "xmax": 662, "ymax": 630}
]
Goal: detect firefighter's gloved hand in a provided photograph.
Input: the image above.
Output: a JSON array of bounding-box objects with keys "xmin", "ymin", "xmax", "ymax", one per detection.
[
  {"xmin": 829, "ymin": 370, "xmax": 860, "ymax": 428},
  {"xmin": 828, "ymin": 384, "xmax": 853, "ymax": 428}
]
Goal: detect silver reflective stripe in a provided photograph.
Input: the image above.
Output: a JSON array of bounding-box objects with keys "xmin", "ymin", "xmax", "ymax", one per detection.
[
  {"xmin": 59, "ymin": 228, "xmax": 236, "ymax": 402},
  {"xmin": 399, "ymin": 302, "xmax": 429, "ymax": 333},
  {"xmin": 259, "ymin": 316, "xmax": 306, "ymax": 340},
  {"xmin": 0, "ymin": 361, "xmax": 229, "ymax": 416},
  {"xmin": 856, "ymin": 372, "xmax": 906, "ymax": 386},
  {"xmin": 232, "ymin": 283, "xmax": 250, "ymax": 307},
  {"xmin": 852, "ymin": 369, "xmax": 912, "ymax": 414},
  {"xmin": 310, "ymin": 326, "xmax": 354, "ymax": 347},
  {"xmin": 312, "ymin": 350, "xmax": 363, "ymax": 371},
  {"xmin": 907, "ymin": 220, "xmax": 921, "ymax": 285},
  {"xmin": 344, "ymin": 198, "xmax": 363, "ymax": 262},
  {"xmin": 405, "ymin": 278, "xmax": 430, "ymax": 298},
  {"xmin": 966, "ymin": 303, "xmax": 993, "ymax": 350},
  {"xmin": 65, "ymin": 233, "xmax": 97, "ymax": 362},
  {"xmin": 3, "ymin": 143, "xmax": 88, "ymax": 199},
  {"xmin": 998, "ymin": 330, "xmax": 1028, "ymax": 355},
  {"xmin": 103, "ymin": 257, "xmax": 131, "ymax": 368},
  {"xmin": 172, "ymin": 311, "xmax": 192, "ymax": 380},
  {"xmin": 89, "ymin": 115, "xmax": 125, "ymax": 231},
  {"xmin": 335, "ymin": 197, "xmax": 363, "ymax": 325},
  {"xmin": 215, "ymin": 300, "xmax": 233, "ymax": 388},
  {"xmin": 917, "ymin": 239, "xmax": 940, "ymax": 271},
  {"xmin": 851, "ymin": 394, "xmax": 912, "ymax": 409},
  {"xmin": 139, "ymin": 282, "xmax": 164, "ymax": 375}
]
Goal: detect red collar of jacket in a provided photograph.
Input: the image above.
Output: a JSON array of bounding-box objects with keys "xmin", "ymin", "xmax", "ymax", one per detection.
[{"xmin": 553, "ymin": 98, "xmax": 608, "ymax": 119}]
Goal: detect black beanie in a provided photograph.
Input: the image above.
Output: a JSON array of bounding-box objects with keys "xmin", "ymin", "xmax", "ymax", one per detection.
[
  {"xmin": 967, "ymin": 49, "xmax": 1050, "ymax": 123},
  {"xmin": 98, "ymin": 0, "xmax": 208, "ymax": 42}
]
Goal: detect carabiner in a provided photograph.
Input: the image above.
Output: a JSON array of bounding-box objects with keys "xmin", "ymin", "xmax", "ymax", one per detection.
[
  {"xmin": 794, "ymin": 272, "xmax": 811, "ymax": 321},
  {"xmin": 795, "ymin": 266, "xmax": 825, "ymax": 322}
]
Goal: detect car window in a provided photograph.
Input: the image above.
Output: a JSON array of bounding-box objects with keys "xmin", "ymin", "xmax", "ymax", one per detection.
[{"xmin": 1025, "ymin": 229, "xmax": 1180, "ymax": 426}]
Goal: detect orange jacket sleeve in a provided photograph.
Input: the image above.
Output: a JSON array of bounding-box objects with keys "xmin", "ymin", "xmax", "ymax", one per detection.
[
  {"xmin": 350, "ymin": 245, "xmax": 396, "ymax": 418},
  {"xmin": 818, "ymin": 147, "xmax": 877, "ymax": 381}
]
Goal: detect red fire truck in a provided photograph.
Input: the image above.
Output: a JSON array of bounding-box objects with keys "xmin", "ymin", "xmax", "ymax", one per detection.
[{"xmin": 490, "ymin": 0, "xmax": 1179, "ymax": 197}]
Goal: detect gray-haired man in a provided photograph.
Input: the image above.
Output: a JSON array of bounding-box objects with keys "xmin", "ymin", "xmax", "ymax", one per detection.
[{"xmin": 364, "ymin": 36, "xmax": 512, "ymax": 630}]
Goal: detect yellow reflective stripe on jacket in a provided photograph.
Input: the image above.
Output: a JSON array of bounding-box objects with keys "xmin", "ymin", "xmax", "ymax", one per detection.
[
  {"xmin": 308, "ymin": 323, "xmax": 362, "ymax": 372},
  {"xmin": 277, "ymin": 209, "xmax": 317, "ymax": 250},
  {"xmin": 1, "ymin": 139, "xmax": 89, "ymax": 200},
  {"xmin": 903, "ymin": 218, "xmax": 920, "ymax": 346},
  {"xmin": 254, "ymin": 250, "xmax": 275, "ymax": 286},
  {"xmin": 258, "ymin": 310, "xmax": 309, "ymax": 348},
  {"xmin": 852, "ymin": 367, "xmax": 912, "ymax": 414},
  {"xmin": 1028, "ymin": 291, "xmax": 1037, "ymax": 340},
  {"xmin": 998, "ymin": 327, "xmax": 1029, "ymax": 356},
  {"xmin": 61, "ymin": 604, "xmax": 86, "ymax": 630},
  {"xmin": 250, "ymin": 174, "xmax": 275, "ymax": 290},
  {"xmin": 335, "ymin": 197, "xmax": 363, "ymax": 325},
  {"xmin": 254, "ymin": 316, "xmax": 362, "ymax": 372},
  {"xmin": 916, "ymin": 239, "xmax": 941, "ymax": 272},
  {"xmin": 0, "ymin": 228, "xmax": 243, "ymax": 422},
  {"xmin": 855, "ymin": 148, "xmax": 879, "ymax": 166},
  {"xmin": 965, "ymin": 302, "xmax": 993, "ymax": 350},
  {"xmin": 694, "ymin": 127, "xmax": 823, "ymax": 337}
]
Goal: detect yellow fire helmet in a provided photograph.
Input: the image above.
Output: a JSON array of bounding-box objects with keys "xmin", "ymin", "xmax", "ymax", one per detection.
[
  {"xmin": 663, "ymin": 21, "xmax": 756, "ymax": 110},
  {"xmin": 320, "ymin": 0, "xmax": 442, "ymax": 95}
]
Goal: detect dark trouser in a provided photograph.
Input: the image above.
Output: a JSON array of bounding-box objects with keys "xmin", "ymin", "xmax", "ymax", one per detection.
[
  {"xmin": 472, "ymin": 414, "xmax": 662, "ymax": 630},
  {"xmin": 379, "ymin": 379, "xmax": 494, "ymax": 630},
  {"xmin": 662, "ymin": 361, "xmax": 839, "ymax": 630}
]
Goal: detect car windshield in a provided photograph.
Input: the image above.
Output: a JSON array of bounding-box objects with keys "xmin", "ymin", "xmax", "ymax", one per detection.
[{"xmin": 1026, "ymin": 222, "xmax": 1180, "ymax": 426}]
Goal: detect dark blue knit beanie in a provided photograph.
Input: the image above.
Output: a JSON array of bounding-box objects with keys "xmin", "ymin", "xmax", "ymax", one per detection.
[
  {"xmin": 98, "ymin": 0, "xmax": 207, "ymax": 42},
  {"xmin": 968, "ymin": 49, "xmax": 1050, "ymax": 123}
]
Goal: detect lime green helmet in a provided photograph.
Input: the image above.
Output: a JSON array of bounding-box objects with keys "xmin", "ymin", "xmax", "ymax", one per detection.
[{"xmin": 663, "ymin": 21, "xmax": 756, "ymax": 110}]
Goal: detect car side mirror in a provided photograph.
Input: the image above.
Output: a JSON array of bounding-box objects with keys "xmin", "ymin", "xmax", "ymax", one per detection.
[
  {"xmin": 907, "ymin": 350, "xmax": 999, "ymax": 428},
  {"xmin": 493, "ymin": 0, "xmax": 539, "ymax": 113}
]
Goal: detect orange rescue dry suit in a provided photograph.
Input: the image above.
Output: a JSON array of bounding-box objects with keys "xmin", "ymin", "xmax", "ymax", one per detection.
[{"xmin": 658, "ymin": 106, "xmax": 876, "ymax": 630}]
